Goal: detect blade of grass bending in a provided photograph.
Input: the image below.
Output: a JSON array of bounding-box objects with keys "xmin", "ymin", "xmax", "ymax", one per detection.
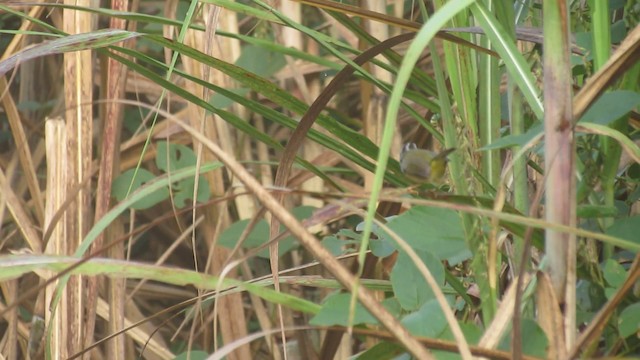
[{"xmin": 470, "ymin": 2, "xmax": 543, "ymax": 119}]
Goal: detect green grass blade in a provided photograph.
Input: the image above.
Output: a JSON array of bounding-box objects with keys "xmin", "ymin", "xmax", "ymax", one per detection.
[{"xmin": 470, "ymin": 2, "xmax": 543, "ymax": 119}]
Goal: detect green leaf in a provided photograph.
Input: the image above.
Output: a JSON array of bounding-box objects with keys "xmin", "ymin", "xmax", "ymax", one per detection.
[
  {"xmin": 605, "ymin": 215, "xmax": 640, "ymax": 247},
  {"xmin": 210, "ymin": 44, "xmax": 285, "ymax": 108},
  {"xmin": 602, "ymin": 259, "xmax": 627, "ymax": 288},
  {"xmin": 354, "ymin": 342, "xmax": 404, "ymax": 360},
  {"xmin": 401, "ymin": 299, "xmax": 447, "ymax": 337},
  {"xmin": 218, "ymin": 220, "xmax": 293, "ymax": 258},
  {"xmin": 577, "ymin": 205, "xmax": 619, "ymax": 218},
  {"xmin": 390, "ymin": 249, "xmax": 444, "ymax": 311},
  {"xmin": 155, "ymin": 141, "xmax": 198, "ymax": 171},
  {"xmin": 498, "ymin": 319, "xmax": 548, "ymax": 358},
  {"xmin": 434, "ymin": 322, "xmax": 484, "ymax": 360},
  {"xmin": 153, "ymin": 141, "xmax": 211, "ymax": 208},
  {"xmin": 369, "ymin": 237, "xmax": 396, "ymax": 258},
  {"xmin": 310, "ymin": 294, "xmax": 401, "ymax": 327},
  {"xmin": 320, "ymin": 236, "xmax": 357, "ymax": 257},
  {"xmin": 111, "ymin": 169, "xmax": 169, "ymax": 210},
  {"xmin": 310, "ymin": 293, "xmax": 372, "ymax": 326},
  {"xmin": 170, "ymin": 176, "xmax": 211, "ymax": 209},
  {"xmin": 235, "ymin": 43, "xmax": 286, "ymax": 77},
  {"xmin": 385, "ymin": 206, "xmax": 471, "ymax": 264},
  {"xmin": 174, "ymin": 351, "xmax": 208, "ymax": 360},
  {"xmin": 210, "ymin": 87, "xmax": 251, "ymax": 109},
  {"xmin": 579, "ymin": 90, "xmax": 640, "ymax": 125},
  {"xmin": 95, "ymin": 162, "xmax": 221, "ymax": 257},
  {"xmin": 618, "ymin": 303, "xmax": 640, "ymax": 338},
  {"xmin": 482, "ymin": 123, "xmax": 543, "ymax": 150},
  {"xmin": 470, "ymin": 2, "xmax": 543, "ymax": 119},
  {"xmin": 218, "ymin": 206, "xmax": 316, "ymax": 258}
]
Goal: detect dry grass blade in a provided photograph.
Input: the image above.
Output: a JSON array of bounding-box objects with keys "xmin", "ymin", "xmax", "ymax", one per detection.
[
  {"xmin": 0, "ymin": 167, "xmax": 41, "ymax": 252},
  {"xmin": 93, "ymin": 2, "xmax": 135, "ymax": 358},
  {"xmin": 0, "ymin": 77, "xmax": 45, "ymax": 226},
  {"xmin": 43, "ymin": 118, "xmax": 68, "ymax": 358},
  {"xmin": 535, "ymin": 272, "xmax": 565, "ymax": 360}
]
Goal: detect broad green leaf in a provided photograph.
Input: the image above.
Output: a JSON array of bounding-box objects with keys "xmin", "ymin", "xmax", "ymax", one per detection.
[
  {"xmin": 235, "ymin": 44, "xmax": 286, "ymax": 77},
  {"xmin": 218, "ymin": 206, "xmax": 316, "ymax": 258},
  {"xmin": 218, "ymin": 219, "xmax": 294, "ymax": 258},
  {"xmin": 579, "ymin": 90, "xmax": 640, "ymax": 125},
  {"xmin": 401, "ymin": 299, "xmax": 447, "ymax": 337},
  {"xmin": 602, "ymin": 259, "xmax": 627, "ymax": 288},
  {"xmin": 434, "ymin": 323, "xmax": 484, "ymax": 360},
  {"xmin": 92, "ymin": 162, "xmax": 222, "ymax": 256},
  {"xmin": 310, "ymin": 293, "xmax": 400, "ymax": 326},
  {"xmin": 210, "ymin": 44, "xmax": 285, "ymax": 108},
  {"xmin": 386, "ymin": 206, "xmax": 471, "ymax": 264},
  {"xmin": 369, "ymin": 237, "xmax": 396, "ymax": 258},
  {"xmin": 170, "ymin": 176, "xmax": 211, "ymax": 209},
  {"xmin": 310, "ymin": 293, "xmax": 375, "ymax": 326},
  {"xmin": 112, "ymin": 169, "xmax": 169, "ymax": 210},
  {"xmin": 605, "ymin": 215, "xmax": 640, "ymax": 247},
  {"xmin": 174, "ymin": 351, "xmax": 208, "ymax": 360},
  {"xmin": 210, "ymin": 88, "xmax": 251, "ymax": 109},
  {"xmin": 618, "ymin": 303, "xmax": 640, "ymax": 338},
  {"xmin": 144, "ymin": 35, "xmax": 388, "ymax": 178},
  {"xmin": 391, "ymin": 249, "xmax": 444, "ymax": 311},
  {"xmin": 354, "ymin": 342, "xmax": 404, "ymax": 360},
  {"xmin": 498, "ymin": 319, "xmax": 548, "ymax": 358},
  {"xmin": 156, "ymin": 141, "xmax": 199, "ymax": 172},
  {"xmin": 153, "ymin": 141, "xmax": 211, "ymax": 207},
  {"xmin": 577, "ymin": 205, "xmax": 619, "ymax": 218},
  {"xmin": 320, "ymin": 236, "xmax": 358, "ymax": 257}
]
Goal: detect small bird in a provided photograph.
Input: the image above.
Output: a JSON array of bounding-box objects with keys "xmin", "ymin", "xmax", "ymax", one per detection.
[{"xmin": 399, "ymin": 143, "xmax": 455, "ymax": 183}]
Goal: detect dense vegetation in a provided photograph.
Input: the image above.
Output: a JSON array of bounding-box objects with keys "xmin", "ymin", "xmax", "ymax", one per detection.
[{"xmin": 0, "ymin": 1, "xmax": 639, "ymax": 359}]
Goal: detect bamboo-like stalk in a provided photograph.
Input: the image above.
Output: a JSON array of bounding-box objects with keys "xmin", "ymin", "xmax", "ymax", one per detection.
[
  {"xmin": 61, "ymin": 1, "xmax": 95, "ymax": 357},
  {"xmin": 44, "ymin": 118, "xmax": 69, "ymax": 360},
  {"xmin": 542, "ymin": 0, "xmax": 576, "ymax": 355},
  {"xmin": 93, "ymin": 0, "xmax": 133, "ymax": 358}
]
